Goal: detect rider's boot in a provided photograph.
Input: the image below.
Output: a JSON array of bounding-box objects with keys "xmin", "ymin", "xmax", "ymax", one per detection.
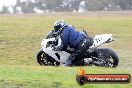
[
  {"xmin": 64, "ymin": 60, "xmax": 72, "ymax": 66},
  {"xmin": 64, "ymin": 55, "xmax": 76, "ymax": 67}
]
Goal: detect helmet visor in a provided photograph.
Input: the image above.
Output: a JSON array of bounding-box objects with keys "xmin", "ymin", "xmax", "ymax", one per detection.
[{"xmin": 54, "ymin": 26, "xmax": 60, "ymax": 32}]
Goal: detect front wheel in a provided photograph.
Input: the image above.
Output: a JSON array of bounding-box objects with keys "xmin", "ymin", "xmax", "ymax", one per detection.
[
  {"xmin": 93, "ymin": 48, "xmax": 119, "ymax": 67},
  {"xmin": 36, "ymin": 49, "xmax": 60, "ymax": 66}
]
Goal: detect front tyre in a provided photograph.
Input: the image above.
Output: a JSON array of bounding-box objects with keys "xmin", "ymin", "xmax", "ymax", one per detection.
[{"xmin": 36, "ymin": 49, "xmax": 60, "ymax": 66}]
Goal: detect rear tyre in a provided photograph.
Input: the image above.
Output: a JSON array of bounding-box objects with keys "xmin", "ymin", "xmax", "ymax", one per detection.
[{"xmin": 94, "ymin": 48, "xmax": 119, "ymax": 67}]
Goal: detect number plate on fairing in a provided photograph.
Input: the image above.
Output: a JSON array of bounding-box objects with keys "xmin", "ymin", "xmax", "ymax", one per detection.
[{"xmin": 90, "ymin": 34, "xmax": 113, "ymax": 48}]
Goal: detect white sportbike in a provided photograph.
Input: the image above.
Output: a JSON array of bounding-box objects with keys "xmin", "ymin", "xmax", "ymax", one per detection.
[{"xmin": 36, "ymin": 30, "xmax": 119, "ymax": 67}]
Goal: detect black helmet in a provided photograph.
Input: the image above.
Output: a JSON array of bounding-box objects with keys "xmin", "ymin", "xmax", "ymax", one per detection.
[{"xmin": 54, "ymin": 20, "xmax": 67, "ymax": 33}]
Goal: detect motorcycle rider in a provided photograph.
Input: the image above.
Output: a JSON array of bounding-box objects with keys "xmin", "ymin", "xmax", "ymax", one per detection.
[{"xmin": 53, "ymin": 20, "xmax": 93, "ymax": 66}]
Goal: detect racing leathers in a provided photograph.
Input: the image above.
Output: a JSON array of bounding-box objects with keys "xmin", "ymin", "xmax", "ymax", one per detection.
[{"xmin": 53, "ymin": 25, "xmax": 93, "ymax": 66}]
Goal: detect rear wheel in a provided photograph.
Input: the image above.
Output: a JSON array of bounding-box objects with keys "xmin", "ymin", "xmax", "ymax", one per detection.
[
  {"xmin": 94, "ymin": 48, "xmax": 119, "ymax": 67},
  {"xmin": 36, "ymin": 49, "xmax": 60, "ymax": 66}
]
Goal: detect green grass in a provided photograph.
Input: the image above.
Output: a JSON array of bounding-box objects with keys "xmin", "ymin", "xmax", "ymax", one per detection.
[
  {"xmin": 0, "ymin": 65, "xmax": 131, "ymax": 88},
  {"xmin": 0, "ymin": 12, "xmax": 132, "ymax": 88}
]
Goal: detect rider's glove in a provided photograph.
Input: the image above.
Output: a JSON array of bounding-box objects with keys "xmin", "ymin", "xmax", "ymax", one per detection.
[
  {"xmin": 52, "ymin": 46, "xmax": 62, "ymax": 51},
  {"xmin": 52, "ymin": 46, "xmax": 58, "ymax": 51}
]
